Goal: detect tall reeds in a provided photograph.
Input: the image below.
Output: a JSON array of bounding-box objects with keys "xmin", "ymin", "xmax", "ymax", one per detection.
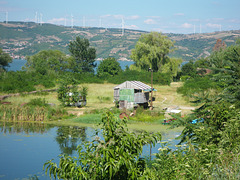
[{"xmin": 0, "ymin": 104, "xmax": 66, "ymax": 121}]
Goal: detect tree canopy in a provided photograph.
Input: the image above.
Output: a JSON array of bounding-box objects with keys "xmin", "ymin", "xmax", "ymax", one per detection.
[
  {"xmin": 181, "ymin": 60, "xmax": 197, "ymax": 77},
  {"xmin": 68, "ymin": 36, "xmax": 96, "ymax": 73},
  {"xmin": 130, "ymin": 32, "xmax": 175, "ymax": 72},
  {"xmin": 0, "ymin": 48, "xmax": 12, "ymax": 71},
  {"xmin": 24, "ymin": 50, "xmax": 69, "ymax": 75},
  {"xmin": 97, "ymin": 57, "xmax": 122, "ymax": 78}
]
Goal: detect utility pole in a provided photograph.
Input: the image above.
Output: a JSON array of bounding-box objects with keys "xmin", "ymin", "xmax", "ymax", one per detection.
[{"xmin": 149, "ymin": 68, "xmax": 153, "ymax": 110}]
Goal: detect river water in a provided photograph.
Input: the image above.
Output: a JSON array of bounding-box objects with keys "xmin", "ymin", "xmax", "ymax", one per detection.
[
  {"xmin": 0, "ymin": 122, "xmax": 181, "ymax": 180},
  {"xmin": 2, "ymin": 59, "xmax": 181, "ymax": 179},
  {"xmin": 6, "ymin": 59, "xmax": 134, "ymax": 72}
]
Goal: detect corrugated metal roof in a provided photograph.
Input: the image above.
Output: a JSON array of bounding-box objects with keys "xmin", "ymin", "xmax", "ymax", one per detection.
[{"xmin": 114, "ymin": 81, "xmax": 152, "ymax": 90}]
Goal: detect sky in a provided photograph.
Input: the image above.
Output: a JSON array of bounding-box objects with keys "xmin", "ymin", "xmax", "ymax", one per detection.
[{"xmin": 0, "ymin": 0, "xmax": 239, "ymax": 34}]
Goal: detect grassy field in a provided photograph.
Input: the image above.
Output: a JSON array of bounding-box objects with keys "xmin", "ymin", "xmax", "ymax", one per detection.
[{"xmin": 3, "ymin": 82, "xmax": 194, "ymax": 131}]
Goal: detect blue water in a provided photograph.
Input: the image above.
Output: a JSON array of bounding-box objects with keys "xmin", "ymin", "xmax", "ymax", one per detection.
[
  {"xmin": 6, "ymin": 59, "xmax": 27, "ymax": 71},
  {"xmin": 6, "ymin": 59, "xmax": 134, "ymax": 72},
  {"xmin": 0, "ymin": 123, "xmax": 181, "ymax": 180}
]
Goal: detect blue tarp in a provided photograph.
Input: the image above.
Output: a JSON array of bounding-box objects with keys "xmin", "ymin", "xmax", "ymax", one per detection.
[
  {"xmin": 191, "ymin": 118, "xmax": 204, "ymax": 124},
  {"xmin": 143, "ymin": 88, "xmax": 157, "ymax": 92}
]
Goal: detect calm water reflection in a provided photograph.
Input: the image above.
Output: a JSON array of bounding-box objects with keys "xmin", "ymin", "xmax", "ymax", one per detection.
[{"xmin": 0, "ymin": 122, "xmax": 181, "ymax": 180}]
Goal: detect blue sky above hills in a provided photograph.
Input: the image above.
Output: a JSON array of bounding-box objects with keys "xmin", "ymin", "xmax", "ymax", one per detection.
[{"xmin": 0, "ymin": 0, "xmax": 239, "ymax": 34}]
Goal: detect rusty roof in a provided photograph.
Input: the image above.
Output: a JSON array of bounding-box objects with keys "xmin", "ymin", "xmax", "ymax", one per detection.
[{"xmin": 114, "ymin": 81, "xmax": 152, "ymax": 90}]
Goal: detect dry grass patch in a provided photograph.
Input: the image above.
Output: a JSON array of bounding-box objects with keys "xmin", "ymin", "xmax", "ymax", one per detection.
[
  {"xmin": 6, "ymin": 92, "xmax": 61, "ymax": 106},
  {"xmin": 82, "ymin": 83, "xmax": 115, "ymax": 110},
  {"xmin": 153, "ymin": 82, "xmax": 195, "ymax": 116}
]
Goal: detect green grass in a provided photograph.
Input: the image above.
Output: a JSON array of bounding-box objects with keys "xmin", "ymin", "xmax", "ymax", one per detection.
[
  {"xmin": 2, "ymin": 82, "xmax": 194, "ymax": 130},
  {"xmin": 71, "ymin": 114, "xmax": 102, "ymax": 124}
]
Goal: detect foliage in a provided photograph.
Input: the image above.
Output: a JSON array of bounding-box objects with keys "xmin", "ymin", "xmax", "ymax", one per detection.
[
  {"xmin": 130, "ymin": 32, "xmax": 175, "ymax": 72},
  {"xmin": 164, "ymin": 39, "xmax": 240, "ymax": 179},
  {"xmin": 194, "ymin": 58, "xmax": 210, "ymax": 68},
  {"xmin": 24, "ymin": 50, "xmax": 69, "ymax": 75},
  {"xmin": 181, "ymin": 60, "xmax": 197, "ymax": 78},
  {"xmin": 130, "ymin": 107, "xmax": 165, "ymax": 122},
  {"xmin": 27, "ymin": 98, "xmax": 49, "ymax": 107},
  {"xmin": 155, "ymin": 72, "xmax": 172, "ymax": 86},
  {"xmin": 213, "ymin": 39, "xmax": 226, "ymax": 52},
  {"xmin": 206, "ymin": 41, "xmax": 240, "ymax": 107},
  {"xmin": 0, "ymin": 48, "xmax": 12, "ymax": 72},
  {"xmin": 177, "ymin": 76, "xmax": 219, "ymax": 99},
  {"xmin": 179, "ymin": 100, "xmax": 237, "ymax": 145},
  {"xmin": 57, "ymin": 76, "xmax": 88, "ymax": 107},
  {"xmin": 68, "ymin": 36, "xmax": 96, "ymax": 73},
  {"xmin": 161, "ymin": 57, "xmax": 182, "ymax": 79},
  {"xmin": 108, "ymin": 69, "xmax": 171, "ymax": 85},
  {"xmin": 0, "ymin": 103, "xmax": 67, "ymax": 121},
  {"xmin": 44, "ymin": 112, "xmax": 161, "ymax": 179},
  {"xmin": 0, "ymin": 71, "xmax": 55, "ymax": 93},
  {"xmin": 97, "ymin": 57, "xmax": 122, "ymax": 78}
]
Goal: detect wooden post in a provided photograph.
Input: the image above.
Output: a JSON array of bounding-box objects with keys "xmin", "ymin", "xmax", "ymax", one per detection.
[
  {"xmin": 151, "ymin": 69, "xmax": 153, "ymax": 109},
  {"xmin": 149, "ymin": 68, "xmax": 153, "ymax": 110}
]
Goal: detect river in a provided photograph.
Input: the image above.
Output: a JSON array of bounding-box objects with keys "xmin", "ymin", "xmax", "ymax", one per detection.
[
  {"xmin": 6, "ymin": 59, "xmax": 134, "ymax": 72},
  {"xmin": 0, "ymin": 122, "xmax": 181, "ymax": 180}
]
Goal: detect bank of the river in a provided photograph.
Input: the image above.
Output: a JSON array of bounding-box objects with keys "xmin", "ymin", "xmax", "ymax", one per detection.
[
  {"xmin": 1, "ymin": 82, "xmax": 194, "ymax": 130},
  {"xmin": 0, "ymin": 119, "xmax": 181, "ymax": 180}
]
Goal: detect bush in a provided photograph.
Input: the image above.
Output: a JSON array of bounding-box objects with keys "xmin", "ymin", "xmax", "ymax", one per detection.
[
  {"xmin": 0, "ymin": 71, "xmax": 56, "ymax": 93},
  {"xmin": 44, "ymin": 112, "xmax": 162, "ymax": 179},
  {"xmin": 28, "ymin": 98, "xmax": 49, "ymax": 107}
]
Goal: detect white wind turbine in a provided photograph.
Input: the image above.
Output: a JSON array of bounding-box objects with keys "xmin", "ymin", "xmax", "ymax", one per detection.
[
  {"xmin": 122, "ymin": 16, "xmax": 125, "ymax": 36},
  {"xmin": 83, "ymin": 16, "xmax": 86, "ymax": 28},
  {"xmin": 5, "ymin": 11, "xmax": 8, "ymax": 24},
  {"xmin": 71, "ymin": 14, "xmax": 74, "ymax": 28},
  {"xmin": 40, "ymin": 13, "xmax": 43, "ymax": 25},
  {"xmin": 35, "ymin": 12, "xmax": 38, "ymax": 23}
]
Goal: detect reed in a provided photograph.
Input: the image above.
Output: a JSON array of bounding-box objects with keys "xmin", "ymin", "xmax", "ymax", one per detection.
[{"xmin": 0, "ymin": 104, "xmax": 66, "ymax": 121}]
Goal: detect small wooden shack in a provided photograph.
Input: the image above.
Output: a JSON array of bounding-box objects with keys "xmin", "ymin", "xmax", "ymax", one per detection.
[{"xmin": 113, "ymin": 81, "xmax": 156, "ymax": 109}]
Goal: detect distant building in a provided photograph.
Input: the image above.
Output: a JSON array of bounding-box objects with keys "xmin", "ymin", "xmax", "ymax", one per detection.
[{"xmin": 113, "ymin": 81, "xmax": 156, "ymax": 109}]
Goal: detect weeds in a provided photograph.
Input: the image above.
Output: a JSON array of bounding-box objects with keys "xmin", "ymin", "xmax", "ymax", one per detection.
[{"xmin": 0, "ymin": 102, "xmax": 67, "ymax": 121}]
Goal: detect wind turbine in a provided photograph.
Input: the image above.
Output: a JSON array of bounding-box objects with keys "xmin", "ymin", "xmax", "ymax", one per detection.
[
  {"xmin": 71, "ymin": 14, "xmax": 74, "ymax": 28},
  {"xmin": 83, "ymin": 16, "xmax": 86, "ymax": 28},
  {"xmin": 40, "ymin": 13, "xmax": 43, "ymax": 26},
  {"xmin": 35, "ymin": 12, "xmax": 38, "ymax": 23},
  {"xmin": 5, "ymin": 11, "xmax": 8, "ymax": 24},
  {"xmin": 99, "ymin": 17, "xmax": 102, "ymax": 28},
  {"xmin": 64, "ymin": 15, "xmax": 67, "ymax": 26},
  {"xmin": 121, "ymin": 16, "xmax": 124, "ymax": 36}
]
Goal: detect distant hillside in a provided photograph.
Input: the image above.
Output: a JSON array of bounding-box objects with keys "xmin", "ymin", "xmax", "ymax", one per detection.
[{"xmin": 0, "ymin": 21, "xmax": 239, "ymax": 61}]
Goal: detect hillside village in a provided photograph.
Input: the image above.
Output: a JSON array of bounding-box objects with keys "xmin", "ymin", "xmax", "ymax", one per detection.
[{"xmin": 1, "ymin": 21, "xmax": 240, "ymax": 61}]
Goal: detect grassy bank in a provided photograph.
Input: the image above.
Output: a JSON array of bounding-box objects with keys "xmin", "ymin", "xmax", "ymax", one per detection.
[{"xmin": 1, "ymin": 82, "xmax": 194, "ymax": 130}]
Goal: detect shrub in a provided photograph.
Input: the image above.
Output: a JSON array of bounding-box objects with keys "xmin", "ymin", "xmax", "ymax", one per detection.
[{"xmin": 44, "ymin": 112, "xmax": 162, "ymax": 179}]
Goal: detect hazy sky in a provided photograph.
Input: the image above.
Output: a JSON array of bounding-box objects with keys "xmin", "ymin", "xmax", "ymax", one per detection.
[{"xmin": 0, "ymin": 0, "xmax": 239, "ymax": 34}]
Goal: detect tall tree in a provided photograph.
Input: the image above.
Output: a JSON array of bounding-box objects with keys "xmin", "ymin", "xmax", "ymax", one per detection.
[
  {"xmin": 213, "ymin": 39, "xmax": 226, "ymax": 52},
  {"xmin": 68, "ymin": 36, "xmax": 96, "ymax": 73},
  {"xmin": 181, "ymin": 60, "xmax": 197, "ymax": 77},
  {"xmin": 0, "ymin": 48, "xmax": 12, "ymax": 71},
  {"xmin": 130, "ymin": 32, "xmax": 174, "ymax": 72},
  {"xmin": 97, "ymin": 57, "xmax": 122, "ymax": 78},
  {"xmin": 24, "ymin": 50, "xmax": 68, "ymax": 75}
]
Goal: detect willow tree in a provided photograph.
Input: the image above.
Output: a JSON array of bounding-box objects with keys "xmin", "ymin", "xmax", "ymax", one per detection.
[{"xmin": 130, "ymin": 32, "xmax": 175, "ymax": 72}]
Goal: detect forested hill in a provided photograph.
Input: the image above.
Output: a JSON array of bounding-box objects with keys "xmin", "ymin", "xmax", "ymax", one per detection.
[{"xmin": 0, "ymin": 21, "xmax": 239, "ymax": 61}]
